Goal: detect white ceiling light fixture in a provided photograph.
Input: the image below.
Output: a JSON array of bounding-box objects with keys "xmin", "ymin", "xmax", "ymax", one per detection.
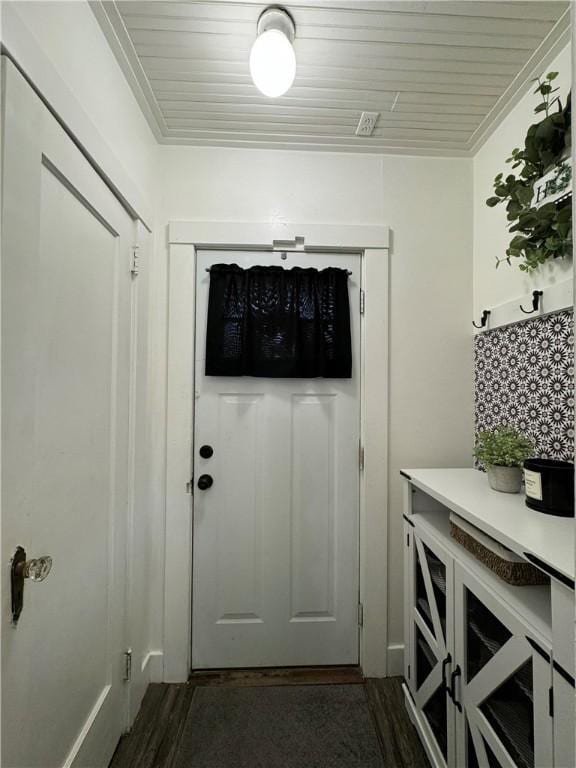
[{"xmin": 249, "ymin": 6, "xmax": 296, "ymax": 98}]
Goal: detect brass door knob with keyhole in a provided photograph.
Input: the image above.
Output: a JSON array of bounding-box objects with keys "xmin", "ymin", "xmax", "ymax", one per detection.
[{"xmin": 11, "ymin": 546, "xmax": 53, "ymax": 624}]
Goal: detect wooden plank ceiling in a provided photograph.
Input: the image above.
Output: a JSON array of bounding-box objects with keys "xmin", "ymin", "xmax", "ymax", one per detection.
[{"xmin": 100, "ymin": 0, "xmax": 570, "ymax": 154}]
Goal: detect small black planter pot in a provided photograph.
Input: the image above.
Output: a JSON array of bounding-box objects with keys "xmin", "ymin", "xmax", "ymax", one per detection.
[{"xmin": 523, "ymin": 458, "xmax": 574, "ymax": 517}]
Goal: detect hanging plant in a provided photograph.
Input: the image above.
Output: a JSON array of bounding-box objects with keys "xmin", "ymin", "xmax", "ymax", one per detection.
[{"xmin": 486, "ymin": 72, "xmax": 572, "ymax": 273}]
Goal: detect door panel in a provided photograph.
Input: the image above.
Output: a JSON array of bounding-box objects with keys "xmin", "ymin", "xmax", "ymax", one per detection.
[
  {"xmin": 193, "ymin": 250, "xmax": 360, "ymax": 668},
  {"xmin": 290, "ymin": 393, "xmax": 336, "ymax": 621},
  {"xmin": 1, "ymin": 58, "xmax": 133, "ymax": 767},
  {"xmin": 407, "ymin": 523, "xmax": 456, "ymax": 768},
  {"xmin": 215, "ymin": 393, "xmax": 263, "ymax": 623},
  {"xmin": 454, "ymin": 562, "xmax": 553, "ymax": 768}
]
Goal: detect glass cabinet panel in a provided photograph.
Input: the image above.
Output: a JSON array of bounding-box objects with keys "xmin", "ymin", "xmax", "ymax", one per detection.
[
  {"xmin": 485, "ymin": 740, "xmax": 503, "ymax": 768},
  {"xmin": 455, "ymin": 564, "xmax": 552, "ymax": 768},
  {"xmin": 466, "ymin": 589, "xmax": 512, "ymax": 683},
  {"xmin": 465, "ymin": 586, "xmax": 534, "ymax": 768},
  {"xmin": 416, "ymin": 626, "xmax": 435, "ymax": 689},
  {"xmin": 416, "ymin": 552, "xmax": 434, "ymax": 633},
  {"xmin": 480, "ymin": 660, "xmax": 534, "ymax": 768},
  {"xmin": 467, "ymin": 725, "xmax": 480, "ymax": 768},
  {"xmin": 423, "ymin": 683, "xmax": 448, "ymax": 761},
  {"xmin": 409, "ymin": 528, "xmax": 454, "ymax": 768},
  {"xmin": 424, "ymin": 543, "xmax": 447, "ymax": 638},
  {"xmin": 416, "ymin": 540, "xmax": 448, "ymax": 641}
]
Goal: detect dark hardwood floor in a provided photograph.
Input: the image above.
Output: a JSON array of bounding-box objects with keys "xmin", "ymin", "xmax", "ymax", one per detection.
[
  {"xmin": 365, "ymin": 678, "xmax": 430, "ymax": 768},
  {"xmin": 110, "ymin": 670, "xmax": 429, "ymax": 768}
]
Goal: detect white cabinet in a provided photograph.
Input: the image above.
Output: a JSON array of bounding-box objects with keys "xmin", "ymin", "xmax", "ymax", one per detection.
[{"xmin": 402, "ymin": 472, "xmax": 574, "ymax": 768}]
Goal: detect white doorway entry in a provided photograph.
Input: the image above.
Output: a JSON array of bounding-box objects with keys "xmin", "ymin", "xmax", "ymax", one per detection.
[
  {"xmin": 192, "ymin": 250, "xmax": 361, "ymax": 669},
  {"xmin": 1, "ymin": 58, "xmax": 134, "ymax": 767}
]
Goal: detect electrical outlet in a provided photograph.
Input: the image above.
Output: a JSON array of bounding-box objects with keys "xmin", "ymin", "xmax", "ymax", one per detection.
[{"xmin": 355, "ymin": 111, "xmax": 380, "ymax": 137}]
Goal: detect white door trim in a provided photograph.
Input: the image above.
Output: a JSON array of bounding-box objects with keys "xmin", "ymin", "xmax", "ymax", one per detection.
[
  {"xmin": 1, "ymin": 3, "xmax": 153, "ymax": 228},
  {"xmin": 164, "ymin": 221, "xmax": 390, "ymax": 681}
]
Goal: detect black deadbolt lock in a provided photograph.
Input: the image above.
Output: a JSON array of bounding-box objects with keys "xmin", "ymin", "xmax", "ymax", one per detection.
[
  {"xmin": 199, "ymin": 445, "xmax": 214, "ymax": 459},
  {"xmin": 197, "ymin": 474, "xmax": 214, "ymax": 491}
]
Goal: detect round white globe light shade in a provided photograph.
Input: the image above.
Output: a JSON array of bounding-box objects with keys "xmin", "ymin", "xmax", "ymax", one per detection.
[{"xmin": 249, "ymin": 29, "xmax": 296, "ymax": 98}]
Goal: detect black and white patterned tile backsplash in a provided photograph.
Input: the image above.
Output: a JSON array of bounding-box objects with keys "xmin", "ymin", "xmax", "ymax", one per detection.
[{"xmin": 474, "ymin": 310, "xmax": 574, "ymax": 461}]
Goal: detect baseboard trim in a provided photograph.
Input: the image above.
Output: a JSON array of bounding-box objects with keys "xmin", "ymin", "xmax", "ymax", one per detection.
[
  {"xmin": 142, "ymin": 650, "xmax": 164, "ymax": 683},
  {"xmin": 386, "ymin": 643, "xmax": 404, "ymax": 676},
  {"xmin": 63, "ymin": 684, "xmax": 115, "ymax": 768}
]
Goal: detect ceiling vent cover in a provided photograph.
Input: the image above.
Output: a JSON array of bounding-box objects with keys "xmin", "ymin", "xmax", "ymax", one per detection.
[{"xmin": 356, "ymin": 112, "xmax": 380, "ymax": 137}]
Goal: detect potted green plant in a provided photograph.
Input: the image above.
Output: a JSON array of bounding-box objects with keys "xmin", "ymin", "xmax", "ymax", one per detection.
[{"xmin": 474, "ymin": 426, "xmax": 535, "ymax": 493}]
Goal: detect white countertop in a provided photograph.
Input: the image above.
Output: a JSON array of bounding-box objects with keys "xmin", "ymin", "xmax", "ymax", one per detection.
[{"xmin": 402, "ymin": 468, "xmax": 575, "ymax": 584}]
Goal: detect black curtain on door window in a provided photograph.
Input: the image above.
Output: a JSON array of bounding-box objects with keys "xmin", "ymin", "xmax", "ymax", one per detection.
[{"xmin": 205, "ymin": 264, "xmax": 352, "ymax": 378}]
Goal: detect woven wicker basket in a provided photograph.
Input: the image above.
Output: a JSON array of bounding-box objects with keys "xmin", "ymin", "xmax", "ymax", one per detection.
[{"xmin": 450, "ymin": 522, "xmax": 548, "ymax": 586}]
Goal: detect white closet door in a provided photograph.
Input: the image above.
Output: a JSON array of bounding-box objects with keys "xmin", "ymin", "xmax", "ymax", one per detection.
[
  {"xmin": 192, "ymin": 250, "xmax": 361, "ymax": 668},
  {"xmin": 1, "ymin": 58, "xmax": 134, "ymax": 767}
]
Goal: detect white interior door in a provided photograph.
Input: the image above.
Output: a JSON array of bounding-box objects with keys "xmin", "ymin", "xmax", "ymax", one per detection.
[
  {"xmin": 1, "ymin": 58, "xmax": 134, "ymax": 767},
  {"xmin": 193, "ymin": 249, "xmax": 361, "ymax": 669}
]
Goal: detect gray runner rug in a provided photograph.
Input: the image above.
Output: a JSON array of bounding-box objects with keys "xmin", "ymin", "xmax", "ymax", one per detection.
[{"xmin": 173, "ymin": 684, "xmax": 385, "ymax": 768}]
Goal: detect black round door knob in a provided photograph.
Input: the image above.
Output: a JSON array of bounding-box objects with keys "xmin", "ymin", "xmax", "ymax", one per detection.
[
  {"xmin": 197, "ymin": 474, "xmax": 213, "ymax": 491},
  {"xmin": 199, "ymin": 445, "xmax": 214, "ymax": 459}
]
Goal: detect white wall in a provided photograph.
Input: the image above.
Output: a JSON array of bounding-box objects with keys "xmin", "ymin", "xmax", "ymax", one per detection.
[
  {"xmin": 382, "ymin": 156, "xmax": 474, "ymax": 652},
  {"xmin": 155, "ymin": 146, "xmax": 474, "ymax": 665},
  {"xmin": 473, "ymin": 44, "xmax": 572, "ymax": 315}
]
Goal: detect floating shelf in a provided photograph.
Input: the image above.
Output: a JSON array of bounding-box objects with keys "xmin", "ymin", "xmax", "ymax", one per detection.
[{"xmin": 473, "ymin": 277, "xmax": 573, "ymax": 333}]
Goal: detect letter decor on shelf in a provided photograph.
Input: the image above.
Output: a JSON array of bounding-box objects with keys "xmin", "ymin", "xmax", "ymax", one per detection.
[{"xmin": 531, "ymin": 160, "xmax": 572, "ymax": 208}]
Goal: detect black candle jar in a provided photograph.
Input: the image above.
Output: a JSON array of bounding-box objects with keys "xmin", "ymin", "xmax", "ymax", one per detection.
[{"xmin": 523, "ymin": 458, "xmax": 574, "ymax": 517}]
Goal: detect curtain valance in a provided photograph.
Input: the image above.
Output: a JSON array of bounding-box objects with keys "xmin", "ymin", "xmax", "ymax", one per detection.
[{"xmin": 205, "ymin": 264, "xmax": 352, "ymax": 378}]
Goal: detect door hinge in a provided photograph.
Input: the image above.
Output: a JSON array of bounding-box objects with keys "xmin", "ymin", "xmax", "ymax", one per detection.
[
  {"xmin": 360, "ymin": 289, "xmax": 365, "ymax": 315},
  {"xmin": 359, "ymin": 443, "xmax": 365, "ymax": 472},
  {"xmin": 123, "ymin": 649, "xmax": 132, "ymax": 682},
  {"xmin": 549, "ymin": 686, "xmax": 554, "ymax": 717},
  {"xmin": 358, "ymin": 603, "xmax": 364, "ymax": 627},
  {"xmin": 186, "ymin": 477, "xmax": 194, "ymax": 494},
  {"xmin": 131, "ymin": 245, "xmax": 140, "ymax": 278}
]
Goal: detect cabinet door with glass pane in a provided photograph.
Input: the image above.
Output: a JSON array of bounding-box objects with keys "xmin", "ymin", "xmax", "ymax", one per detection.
[
  {"xmin": 454, "ymin": 562, "xmax": 553, "ymax": 768},
  {"xmin": 408, "ymin": 523, "xmax": 456, "ymax": 768}
]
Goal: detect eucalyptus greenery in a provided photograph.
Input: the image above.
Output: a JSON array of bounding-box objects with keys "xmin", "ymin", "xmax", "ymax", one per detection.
[
  {"xmin": 474, "ymin": 426, "xmax": 534, "ymax": 468},
  {"xmin": 486, "ymin": 72, "xmax": 572, "ymax": 272}
]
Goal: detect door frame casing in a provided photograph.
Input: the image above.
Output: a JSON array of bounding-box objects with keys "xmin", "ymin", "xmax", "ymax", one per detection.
[{"xmin": 164, "ymin": 220, "xmax": 390, "ymax": 681}]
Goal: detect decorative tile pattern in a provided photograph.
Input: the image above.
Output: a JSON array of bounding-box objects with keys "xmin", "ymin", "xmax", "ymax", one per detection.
[{"xmin": 474, "ymin": 310, "xmax": 574, "ymax": 461}]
